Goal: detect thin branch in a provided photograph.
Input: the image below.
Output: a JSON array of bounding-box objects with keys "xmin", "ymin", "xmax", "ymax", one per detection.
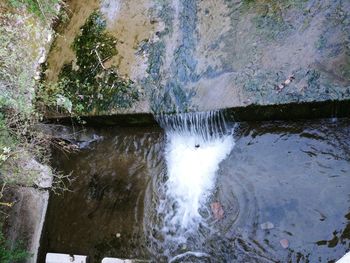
[
  {"xmin": 0, "ymin": 202, "xmax": 13, "ymax": 207},
  {"xmin": 94, "ymin": 49, "xmax": 107, "ymax": 70},
  {"xmin": 0, "ymin": 183, "xmax": 6, "ymax": 199}
]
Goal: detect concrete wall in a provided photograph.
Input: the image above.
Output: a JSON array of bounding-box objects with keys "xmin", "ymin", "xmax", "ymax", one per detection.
[{"xmin": 43, "ymin": 0, "xmax": 350, "ymax": 122}]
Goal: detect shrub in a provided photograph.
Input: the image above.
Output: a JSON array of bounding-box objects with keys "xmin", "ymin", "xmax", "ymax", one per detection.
[
  {"xmin": 8, "ymin": 0, "xmax": 60, "ymax": 20},
  {"xmin": 0, "ymin": 5, "xmax": 70, "ymax": 186},
  {"xmin": 0, "ymin": 228, "xmax": 31, "ymax": 263}
]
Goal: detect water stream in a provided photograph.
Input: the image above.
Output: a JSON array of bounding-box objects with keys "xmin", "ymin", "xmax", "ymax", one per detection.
[
  {"xmin": 145, "ymin": 112, "xmax": 235, "ymax": 261},
  {"xmin": 39, "ymin": 116, "xmax": 350, "ymax": 263}
]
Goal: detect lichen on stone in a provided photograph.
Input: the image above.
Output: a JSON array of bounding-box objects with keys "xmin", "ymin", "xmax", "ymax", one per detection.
[{"xmin": 241, "ymin": 0, "xmax": 308, "ymax": 42}]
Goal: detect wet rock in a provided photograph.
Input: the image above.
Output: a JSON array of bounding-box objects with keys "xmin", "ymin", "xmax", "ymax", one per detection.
[
  {"xmin": 2, "ymin": 155, "xmax": 53, "ymax": 188},
  {"xmin": 102, "ymin": 258, "xmax": 136, "ymax": 263},
  {"xmin": 260, "ymin": 221, "xmax": 274, "ymax": 230},
  {"xmin": 280, "ymin": 239, "xmax": 289, "ymax": 249},
  {"xmin": 43, "ymin": 0, "xmax": 350, "ymax": 122},
  {"xmin": 211, "ymin": 202, "xmax": 224, "ymax": 220},
  {"xmin": 78, "ymin": 134, "xmax": 104, "ymax": 149}
]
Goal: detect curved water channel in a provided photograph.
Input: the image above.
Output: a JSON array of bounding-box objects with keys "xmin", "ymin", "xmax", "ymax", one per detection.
[{"xmin": 39, "ymin": 116, "xmax": 350, "ymax": 262}]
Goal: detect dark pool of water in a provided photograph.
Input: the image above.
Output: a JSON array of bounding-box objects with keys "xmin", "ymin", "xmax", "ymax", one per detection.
[{"xmin": 39, "ymin": 119, "xmax": 350, "ymax": 263}]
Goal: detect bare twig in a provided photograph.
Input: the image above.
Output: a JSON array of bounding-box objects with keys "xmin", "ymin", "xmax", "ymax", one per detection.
[
  {"xmin": 0, "ymin": 202, "xmax": 12, "ymax": 207},
  {"xmin": 0, "ymin": 183, "xmax": 12, "ymax": 207},
  {"xmin": 94, "ymin": 49, "xmax": 107, "ymax": 70},
  {"xmin": 0, "ymin": 183, "xmax": 6, "ymax": 199},
  {"xmin": 51, "ymin": 171, "xmax": 75, "ymax": 195}
]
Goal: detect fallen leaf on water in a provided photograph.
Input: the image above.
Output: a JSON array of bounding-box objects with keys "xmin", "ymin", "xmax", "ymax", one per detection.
[
  {"xmin": 284, "ymin": 79, "xmax": 291, "ymax": 85},
  {"xmin": 260, "ymin": 221, "xmax": 274, "ymax": 230},
  {"xmin": 280, "ymin": 239, "xmax": 289, "ymax": 249},
  {"xmin": 211, "ymin": 202, "xmax": 224, "ymax": 220}
]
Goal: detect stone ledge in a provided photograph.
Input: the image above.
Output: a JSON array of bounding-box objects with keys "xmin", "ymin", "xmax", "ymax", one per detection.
[
  {"xmin": 45, "ymin": 99, "xmax": 350, "ymax": 126},
  {"xmin": 224, "ymin": 99, "xmax": 350, "ymax": 122},
  {"xmin": 3, "ymin": 187, "xmax": 49, "ymax": 263}
]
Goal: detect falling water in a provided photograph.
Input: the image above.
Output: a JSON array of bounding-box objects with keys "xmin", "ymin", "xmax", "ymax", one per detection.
[{"xmin": 146, "ymin": 111, "xmax": 235, "ymax": 260}]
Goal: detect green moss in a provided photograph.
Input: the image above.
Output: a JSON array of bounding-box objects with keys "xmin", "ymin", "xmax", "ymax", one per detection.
[
  {"xmin": 0, "ymin": 115, "xmax": 18, "ymax": 169},
  {"xmin": 315, "ymin": 35, "xmax": 328, "ymax": 50},
  {"xmin": 0, "ymin": 227, "xmax": 30, "ymax": 263},
  {"xmin": 56, "ymin": 11, "xmax": 139, "ymax": 114},
  {"xmin": 72, "ymin": 12, "xmax": 117, "ymax": 78},
  {"xmin": 242, "ymin": 0, "xmax": 307, "ymax": 41},
  {"xmin": 243, "ymin": 0, "xmax": 306, "ymax": 11},
  {"xmin": 307, "ymin": 70, "xmax": 321, "ymax": 89},
  {"xmin": 252, "ymin": 15, "xmax": 289, "ymax": 41}
]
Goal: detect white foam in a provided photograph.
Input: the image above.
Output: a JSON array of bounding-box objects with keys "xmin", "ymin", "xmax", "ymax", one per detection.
[
  {"xmin": 160, "ymin": 112, "xmax": 235, "ymax": 229},
  {"xmin": 337, "ymin": 252, "xmax": 350, "ymax": 263}
]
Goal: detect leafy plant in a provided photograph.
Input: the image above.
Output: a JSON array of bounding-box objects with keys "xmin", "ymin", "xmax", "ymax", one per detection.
[
  {"xmin": 8, "ymin": 0, "xmax": 60, "ymax": 20},
  {"xmin": 49, "ymin": 11, "xmax": 140, "ymax": 114},
  {"xmin": 0, "ymin": 11, "xmax": 71, "ymax": 187},
  {"xmin": 0, "ymin": 227, "xmax": 31, "ymax": 263},
  {"xmin": 0, "ymin": 13, "xmax": 40, "ymax": 115}
]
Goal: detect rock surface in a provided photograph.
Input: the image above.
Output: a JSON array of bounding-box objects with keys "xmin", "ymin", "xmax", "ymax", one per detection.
[{"xmin": 44, "ymin": 0, "xmax": 350, "ymax": 121}]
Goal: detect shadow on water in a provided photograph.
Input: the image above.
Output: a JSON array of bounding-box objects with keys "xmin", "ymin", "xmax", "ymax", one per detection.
[
  {"xmin": 39, "ymin": 118, "xmax": 350, "ymax": 263},
  {"xmin": 38, "ymin": 126, "xmax": 164, "ymax": 262}
]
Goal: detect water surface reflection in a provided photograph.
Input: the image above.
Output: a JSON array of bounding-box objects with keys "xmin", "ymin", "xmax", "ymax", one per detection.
[{"xmin": 40, "ymin": 119, "xmax": 350, "ymax": 262}]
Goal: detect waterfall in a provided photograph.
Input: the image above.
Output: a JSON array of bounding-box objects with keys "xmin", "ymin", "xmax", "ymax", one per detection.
[
  {"xmin": 157, "ymin": 110, "xmax": 235, "ymax": 228},
  {"xmin": 147, "ymin": 110, "xmax": 235, "ymax": 260}
]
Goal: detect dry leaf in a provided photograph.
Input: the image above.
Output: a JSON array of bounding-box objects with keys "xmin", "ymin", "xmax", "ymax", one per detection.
[
  {"xmin": 280, "ymin": 239, "xmax": 289, "ymax": 249},
  {"xmin": 211, "ymin": 202, "xmax": 224, "ymax": 220}
]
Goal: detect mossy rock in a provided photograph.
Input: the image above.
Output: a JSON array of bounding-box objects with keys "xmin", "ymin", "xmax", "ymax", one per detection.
[{"xmin": 56, "ymin": 11, "xmax": 140, "ymax": 114}]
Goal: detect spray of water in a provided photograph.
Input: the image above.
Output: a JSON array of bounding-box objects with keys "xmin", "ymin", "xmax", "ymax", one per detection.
[
  {"xmin": 162, "ymin": 125, "xmax": 234, "ymax": 228},
  {"xmin": 147, "ymin": 111, "xmax": 235, "ymax": 260}
]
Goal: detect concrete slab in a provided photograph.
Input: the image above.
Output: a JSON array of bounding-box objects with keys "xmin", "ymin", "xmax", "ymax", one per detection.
[
  {"xmin": 4, "ymin": 187, "xmax": 49, "ymax": 263},
  {"xmin": 46, "ymin": 253, "xmax": 87, "ymax": 263},
  {"xmin": 102, "ymin": 258, "xmax": 133, "ymax": 263},
  {"xmin": 102, "ymin": 258, "xmax": 149, "ymax": 263}
]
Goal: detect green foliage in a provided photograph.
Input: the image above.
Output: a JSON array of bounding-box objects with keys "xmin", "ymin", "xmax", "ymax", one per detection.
[
  {"xmin": 0, "ymin": 13, "xmax": 39, "ymax": 115},
  {"xmin": 0, "ymin": 115, "xmax": 16, "ymax": 168},
  {"xmin": 0, "ymin": 114, "xmax": 16, "ymax": 148},
  {"xmin": 0, "ymin": 109, "xmax": 52, "ymax": 186},
  {"xmin": 0, "ymin": 12, "xmax": 54, "ymax": 186},
  {"xmin": 0, "ymin": 13, "xmax": 25, "ymax": 171},
  {"xmin": 72, "ymin": 12, "xmax": 117, "ymax": 76},
  {"xmin": 51, "ymin": 11, "xmax": 139, "ymax": 113},
  {"xmin": 8, "ymin": 0, "xmax": 60, "ymax": 20},
  {"xmin": 0, "ymin": 228, "xmax": 30, "ymax": 263}
]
